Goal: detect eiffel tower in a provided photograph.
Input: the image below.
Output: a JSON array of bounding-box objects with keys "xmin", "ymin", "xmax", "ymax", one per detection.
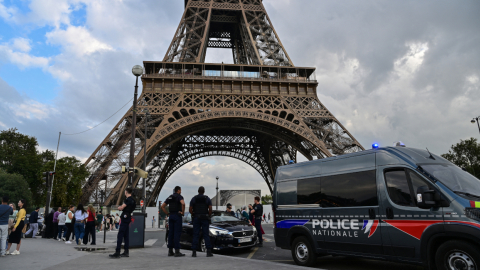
[{"xmin": 82, "ymin": 0, "xmax": 364, "ymax": 206}]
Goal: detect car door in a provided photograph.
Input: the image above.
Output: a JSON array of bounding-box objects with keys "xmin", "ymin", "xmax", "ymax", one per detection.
[
  {"xmin": 319, "ymin": 170, "xmax": 383, "ymax": 256},
  {"xmin": 379, "ymin": 166, "xmax": 443, "ymax": 261}
]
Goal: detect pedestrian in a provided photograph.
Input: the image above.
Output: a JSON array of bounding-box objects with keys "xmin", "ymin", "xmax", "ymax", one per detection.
[
  {"xmin": 189, "ymin": 186, "xmax": 213, "ymax": 258},
  {"xmin": 251, "ymin": 196, "xmax": 263, "ymax": 247},
  {"xmin": 8, "ymin": 203, "xmax": 17, "ymax": 235},
  {"xmin": 152, "ymin": 216, "xmax": 155, "ymax": 228},
  {"xmin": 0, "ymin": 196, "xmax": 13, "ymax": 257},
  {"xmin": 6, "ymin": 199, "xmax": 26, "ymax": 255},
  {"xmin": 161, "ymin": 186, "xmax": 185, "ymax": 257},
  {"xmin": 268, "ymin": 213, "xmax": 271, "ymax": 223},
  {"xmin": 65, "ymin": 205, "xmax": 75, "ymax": 244},
  {"xmin": 83, "ymin": 204, "xmax": 96, "ymax": 245},
  {"xmin": 109, "ymin": 188, "xmax": 136, "ymax": 259},
  {"xmin": 115, "ymin": 214, "xmax": 120, "ymax": 229},
  {"xmin": 241, "ymin": 206, "xmax": 249, "ymax": 222},
  {"xmin": 25, "ymin": 207, "xmax": 40, "ymax": 238},
  {"xmin": 248, "ymin": 204, "xmax": 254, "ymax": 224},
  {"xmin": 74, "ymin": 204, "xmax": 88, "ymax": 245},
  {"xmin": 96, "ymin": 210, "xmax": 103, "ymax": 232},
  {"xmin": 57, "ymin": 209, "xmax": 67, "ymax": 241},
  {"xmin": 52, "ymin": 207, "xmax": 61, "ymax": 240}
]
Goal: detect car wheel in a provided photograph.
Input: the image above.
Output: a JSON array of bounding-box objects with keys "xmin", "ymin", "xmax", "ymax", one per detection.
[
  {"xmin": 435, "ymin": 240, "xmax": 480, "ymax": 270},
  {"xmin": 291, "ymin": 236, "xmax": 317, "ymax": 267}
]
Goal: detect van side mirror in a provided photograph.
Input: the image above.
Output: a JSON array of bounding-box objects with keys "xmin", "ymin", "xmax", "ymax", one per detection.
[{"xmin": 416, "ymin": 186, "xmax": 438, "ymax": 209}]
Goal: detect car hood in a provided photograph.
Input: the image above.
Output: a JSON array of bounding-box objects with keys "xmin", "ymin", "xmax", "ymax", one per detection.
[{"xmin": 210, "ymin": 221, "xmax": 254, "ymax": 232}]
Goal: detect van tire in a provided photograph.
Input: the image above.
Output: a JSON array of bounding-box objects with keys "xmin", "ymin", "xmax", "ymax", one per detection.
[
  {"xmin": 435, "ymin": 240, "xmax": 480, "ymax": 270},
  {"xmin": 291, "ymin": 236, "xmax": 317, "ymax": 267}
]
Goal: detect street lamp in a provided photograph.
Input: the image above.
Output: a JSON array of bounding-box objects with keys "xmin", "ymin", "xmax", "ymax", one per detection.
[
  {"xmin": 129, "ymin": 65, "xmax": 144, "ymax": 186},
  {"xmin": 142, "ymin": 109, "xmax": 150, "ymax": 214},
  {"xmin": 216, "ymin": 176, "xmax": 219, "ymax": 210},
  {"xmin": 472, "ymin": 116, "xmax": 480, "ymax": 136}
]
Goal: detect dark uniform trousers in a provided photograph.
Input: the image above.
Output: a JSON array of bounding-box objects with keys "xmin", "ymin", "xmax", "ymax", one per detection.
[
  {"xmin": 191, "ymin": 217, "xmax": 212, "ymax": 250},
  {"xmin": 116, "ymin": 218, "xmax": 131, "ymax": 253},
  {"xmin": 168, "ymin": 214, "xmax": 182, "ymax": 250},
  {"xmin": 255, "ymin": 219, "xmax": 262, "ymax": 244}
]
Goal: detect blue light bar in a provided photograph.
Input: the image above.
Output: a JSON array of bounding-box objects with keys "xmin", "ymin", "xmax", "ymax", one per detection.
[{"xmin": 372, "ymin": 143, "xmax": 379, "ymax": 149}]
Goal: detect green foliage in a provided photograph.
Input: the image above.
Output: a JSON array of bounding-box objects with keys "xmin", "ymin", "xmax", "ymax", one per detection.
[
  {"xmin": 0, "ymin": 171, "xmax": 33, "ymax": 207},
  {"xmin": 41, "ymin": 156, "xmax": 89, "ymax": 207},
  {"xmin": 441, "ymin": 137, "xmax": 480, "ymax": 179},
  {"xmin": 261, "ymin": 194, "xmax": 273, "ymax": 205},
  {"xmin": 0, "ymin": 128, "xmax": 43, "ymax": 205}
]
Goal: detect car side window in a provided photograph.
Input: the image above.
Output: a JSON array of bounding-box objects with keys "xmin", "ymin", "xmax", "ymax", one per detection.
[
  {"xmin": 384, "ymin": 170, "xmax": 415, "ymax": 207},
  {"xmin": 408, "ymin": 169, "xmax": 434, "ymax": 206}
]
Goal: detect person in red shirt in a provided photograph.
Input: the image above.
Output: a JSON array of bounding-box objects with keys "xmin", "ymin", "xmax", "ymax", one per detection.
[{"xmin": 83, "ymin": 204, "xmax": 97, "ymax": 245}]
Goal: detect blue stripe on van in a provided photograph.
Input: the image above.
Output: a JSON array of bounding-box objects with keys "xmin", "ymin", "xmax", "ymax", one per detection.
[{"xmin": 276, "ymin": 219, "xmax": 309, "ymax": 229}]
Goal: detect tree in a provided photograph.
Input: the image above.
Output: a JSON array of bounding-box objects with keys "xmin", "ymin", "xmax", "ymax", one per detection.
[
  {"xmin": 41, "ymin": 156, "xmax": 89, "ymax": 207},
  {"xmin": 0, "ymin": 128, "xmax": 43, "ymax": 205},
  {"xmin": 262, "ymin": 194, "xmax": 273, "ymax": 205},
  {"xmin": 0, "ymin": 171, "xmax": 33, "ymax": 209},
  {"xmin": 441, "ymin": 137, "xmax": 480, "ymax": 179}
]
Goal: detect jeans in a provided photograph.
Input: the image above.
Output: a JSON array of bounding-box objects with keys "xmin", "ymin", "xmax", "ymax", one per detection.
[
  {"xmin": 254, "ymin": 219, "xmax": 262, "ymax": 244},
  {"xmin": 191, "ymin": 217, "xmax": 212, "ymax": 250},
  {"xmin": 83, "ymin": 221, "xmax": 96, "ymax": 245},
  {"xmin": 25, "ymin": 223, "xmax": 38, "ymax": 238},
  {"xmin": 115, "ymin": 219, "xmax": 130, "ymax": 253},
  {"xmin": 115, "ymin": 223, "xmax": 119, "ymax": 229},
  {"xmin": 58, "ymin": 225, "xmax": 67, "ymax": 239},
  {"xmin": 74, "ymin": 223, "xmax": 85, "ymax": 244},
  {"xmin": 168, "ymin": 214, "xmax": 182, "ymax": 250},
  {"xmin": 0, "ymin": 224, "xmax": 7, "ymax": 255},
  {"xmin": 65, "ymin": 223, "xmax": 74, "ymax": 240}
]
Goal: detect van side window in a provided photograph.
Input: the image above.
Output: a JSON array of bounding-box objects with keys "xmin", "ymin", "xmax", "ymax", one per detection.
[
  {"xmin": 321, "ymin": 170, "xmax": 378, "ymax": 207},
  {"xmin": 384, "ymin": 170, "xmax": 415, "ymax": 206},
  {"xmin": 408, "ymin": 170, "xmax": 434, "ymax": 206},
  {"xmin": 277, "ymin": 181, "xmax": 297, "ymax": 205},
  {"xmin": 297, "ymin": 178, "xmax": 321, "ymax": 204}
]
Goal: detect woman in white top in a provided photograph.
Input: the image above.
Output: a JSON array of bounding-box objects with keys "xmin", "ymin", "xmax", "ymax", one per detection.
[
  {"xmin": 73, "ymin": 204, "xmax": 88, "ymax": 245},
  {"xmin": 65, "ymin": 205, "xmax": 75, "ymax": 244}
]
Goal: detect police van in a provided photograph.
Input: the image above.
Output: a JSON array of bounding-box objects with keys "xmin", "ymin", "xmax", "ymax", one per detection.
[{"xmin": 273, "ymin": 145, "xmax": 480, "ymax": 269}]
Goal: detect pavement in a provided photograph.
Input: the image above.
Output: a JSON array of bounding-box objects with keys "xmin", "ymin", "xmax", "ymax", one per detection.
[{"xmin": 1, "ymin": 224, "xmax": 424, "ymax": 270}]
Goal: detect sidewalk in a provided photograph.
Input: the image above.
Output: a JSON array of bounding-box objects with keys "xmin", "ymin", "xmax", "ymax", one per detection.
[{"xmin": 1, "ymin": 235, "xmax": 309, "ymax": 270}]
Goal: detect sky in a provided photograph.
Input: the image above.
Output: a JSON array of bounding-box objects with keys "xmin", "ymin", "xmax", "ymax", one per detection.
[{"xmin": 0, "ymin": 0, "xmax": 479, "ymax": 205}]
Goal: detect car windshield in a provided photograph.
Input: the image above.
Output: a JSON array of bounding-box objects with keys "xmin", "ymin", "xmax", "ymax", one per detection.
[
  {"xmin": 211, "ymin": 215, "xmax": 240, "ymax": 223},
  {"xmin": 421, "ymin": 164, "xmax": 480, "ymax": 197}
]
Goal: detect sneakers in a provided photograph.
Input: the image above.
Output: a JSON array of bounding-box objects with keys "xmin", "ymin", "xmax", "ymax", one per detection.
[
  {"xmin": 11, "ymin": 250, "xmax": 20, "ymax": 256},
  {"xmin": 62, "ymin": 237, "xmax": 66, "ymax": 241},
  {"xmin": 65, "ymin": 241, "xmax": 72, "ymax": 244},
  {"xmin": 1, "ymin": 254, "xmax": 5, "ymax": 257},
  {"xmin": 58, "ymin": 239, "xmax": 62, "ymax": 242},
  {"xmin": 5, "ymin": 251, "xmax": 10, "ymax": 255}
]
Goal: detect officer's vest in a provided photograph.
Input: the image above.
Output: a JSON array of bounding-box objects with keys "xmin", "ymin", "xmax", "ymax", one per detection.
[
  {"xmin": 168, "ymin": 193, "xmax": 182, "ymax": 214},
  {"xmin": 122, "ymin": 197, "xmax": 136, "ymax": 219},
  {"xmin": 193, "ymin": 195, "xmax": 209, "ymax": 216}
]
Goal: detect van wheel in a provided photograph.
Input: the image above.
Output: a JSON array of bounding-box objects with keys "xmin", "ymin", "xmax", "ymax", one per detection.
[
  {"xmin": 435, "ymin": 240, "xmax": 480, "ymax": 270},
  {"xmin": 291, "ymin": 236, "xmax": 317, "ymax": 267}
]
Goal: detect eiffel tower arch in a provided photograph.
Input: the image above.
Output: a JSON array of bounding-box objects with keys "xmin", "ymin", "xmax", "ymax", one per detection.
[{"xmin": 82, "ymin": 0, "xmax": 364, "ymax": 206}]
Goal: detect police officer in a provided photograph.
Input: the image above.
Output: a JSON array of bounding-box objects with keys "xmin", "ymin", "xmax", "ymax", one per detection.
[
  {"xmin": 251, "ymin": 196, "xmax": 263, "ymax": 247},
  {"xmin": 161, "ymin": 186, "xmax": 185, "ymax": 257},
  {"xmin": 110, "ymin": 188, "xmax": 136, "ymax": 258},
  {"xmin": 189, "ymin": 186, "xmax": 213, "ymax": 258}
]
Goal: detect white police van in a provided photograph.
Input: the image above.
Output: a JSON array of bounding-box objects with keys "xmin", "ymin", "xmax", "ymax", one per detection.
[{"xmin": 273, "ymin": 145, "xmax": 480, "ymax": 270}]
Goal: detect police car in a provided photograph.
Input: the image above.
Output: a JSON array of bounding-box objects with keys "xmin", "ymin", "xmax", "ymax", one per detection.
[
  {"xmin": 173, "ymin": 211, "xmax": 258, "ymax": 252},
  {"xmin": 273, "ymin": 144, "xmax": 480, "ymax": 270}
]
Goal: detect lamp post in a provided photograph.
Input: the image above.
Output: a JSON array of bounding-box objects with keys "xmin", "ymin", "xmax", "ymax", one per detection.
[
  {"xmin": 142, "ymin": 109, "xmax": 150, "ymax": 214},
  {"xmin": 216, "ymin": 176, "xmax": 219, "ymax": 210},
  {"xmin": 129, "ymin": 65, "xmax": 144, "ymax": 186},
  {"xmin": 472, "ymin": 116, "xmax": 480, "ymax": 136}
]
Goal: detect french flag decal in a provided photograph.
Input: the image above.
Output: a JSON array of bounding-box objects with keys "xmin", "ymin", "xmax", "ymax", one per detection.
[{"xmin": 362, "ymin": 220, "xmax": 379, "ymax": 238}]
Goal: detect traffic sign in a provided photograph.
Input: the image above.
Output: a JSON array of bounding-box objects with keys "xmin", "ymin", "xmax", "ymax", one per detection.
[{"xmin": 140, "ymin": 200, "xmax": 144, "ymax": 207}]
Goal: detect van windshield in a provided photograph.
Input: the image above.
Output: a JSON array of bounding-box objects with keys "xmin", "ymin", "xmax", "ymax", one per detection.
[{"xmin": 421, "ymin": 164, "xmax": 480, "ymax": 197}]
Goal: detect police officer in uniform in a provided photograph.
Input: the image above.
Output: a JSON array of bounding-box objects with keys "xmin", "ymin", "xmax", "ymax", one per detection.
[
  {"xmin": 189, "ymin": 186, "xmax": 213, "ymax": 257},
  {"xmin": 251, "ymin": 196, "xmax": 263, "ymax": 247},
  {"xmin": 110, "ymin": 188, "xmax": 136, "ymax": 258},
  {"xmin": 161, "ymin": 186, "xmax": 185, "ymax": 257}
]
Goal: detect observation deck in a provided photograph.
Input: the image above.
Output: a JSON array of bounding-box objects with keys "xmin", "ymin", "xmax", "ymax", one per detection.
[{"xmin": 141, "ymin": 62, "xmax": 318, "ymax": 96}]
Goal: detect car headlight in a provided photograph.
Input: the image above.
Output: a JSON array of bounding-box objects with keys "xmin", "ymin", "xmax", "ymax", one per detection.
[{"xmin": 209, "ymin": 228, "xmax": 229, "ymax": 235}]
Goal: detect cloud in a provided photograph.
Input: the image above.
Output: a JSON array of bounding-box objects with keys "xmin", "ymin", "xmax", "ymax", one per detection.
[
  {"xmin": 46, "ymin": 26, "xmax": 113, "ymax": 56},
  {"xmin": 0, "ymin": 38, "xmax": 49, "ymax": 68}
]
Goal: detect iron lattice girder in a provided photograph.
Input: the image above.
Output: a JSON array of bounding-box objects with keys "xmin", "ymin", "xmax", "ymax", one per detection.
[{"xmin": 165, "ymin": 0, "xmax": 292, "ymax": 66}]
